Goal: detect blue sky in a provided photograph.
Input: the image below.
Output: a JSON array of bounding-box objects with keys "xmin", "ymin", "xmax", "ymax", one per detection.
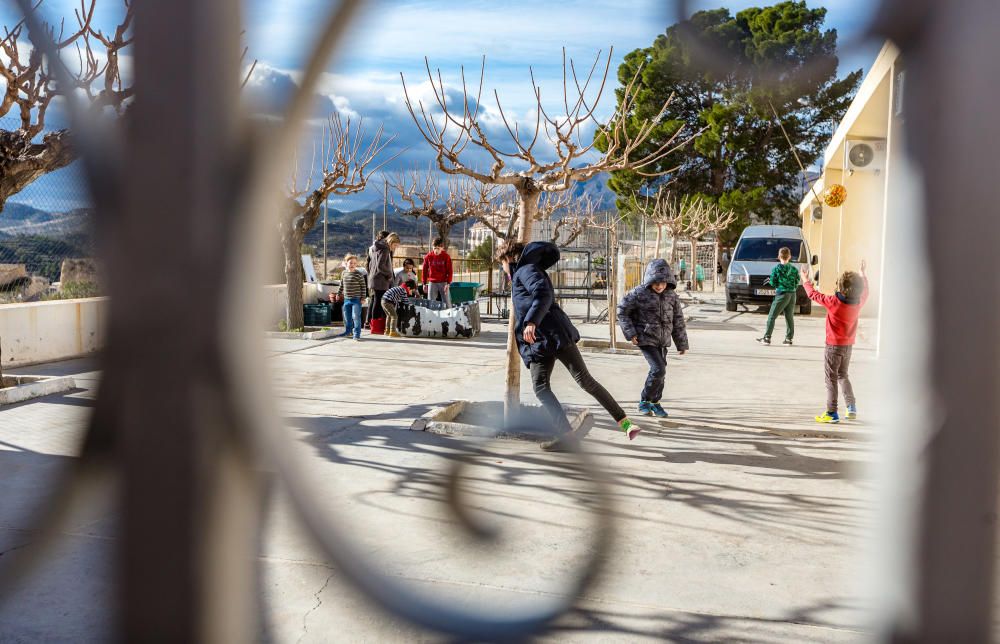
[{"xmin": 2, "ymin": 0, "xmax": 882, "ymax": 211}]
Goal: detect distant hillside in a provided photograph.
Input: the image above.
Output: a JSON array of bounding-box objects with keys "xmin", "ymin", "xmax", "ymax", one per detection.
[
  {"xmin": 570, "ymin": 173, "xmax": 617, "ymax": 209},
  {"xmin": 0, "ymin": 203, "xmax": 92, "ymax": 237},
  {"xmin": 0, "ymin": 202, "xmax": 53, "ymax": 224}
]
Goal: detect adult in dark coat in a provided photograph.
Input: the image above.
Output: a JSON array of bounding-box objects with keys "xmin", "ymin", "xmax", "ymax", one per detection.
[
  {"xmin": 617, "ymin": 258, "xmax": 689, "ymax": 418},
  {"xmin": 500, "ymin": 241, "xmax": 638, "ymax": 449},
  {"xmin": 368, "ymin": 232, "xmax": 399, "ymax": 321}
]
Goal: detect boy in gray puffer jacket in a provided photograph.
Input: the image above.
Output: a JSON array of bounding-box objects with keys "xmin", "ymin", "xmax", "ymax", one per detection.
[{"xmin": 617, "ymin": 259, "xmax": 689, "ymax": 418}]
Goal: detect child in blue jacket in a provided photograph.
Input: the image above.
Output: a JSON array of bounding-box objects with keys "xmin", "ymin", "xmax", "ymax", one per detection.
[{"xmin": 499, "ymin": 240, "xmax": 639, "ymax": 450}]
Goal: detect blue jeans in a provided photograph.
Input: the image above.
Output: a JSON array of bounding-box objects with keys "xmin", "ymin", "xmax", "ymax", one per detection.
[
  {"xmin": 638, "ymin": 345, "xmax": 667, "ymax": 403},
  {"xmin": 343, "ymin": 297, "xmax": 362, "ymax": 338}
]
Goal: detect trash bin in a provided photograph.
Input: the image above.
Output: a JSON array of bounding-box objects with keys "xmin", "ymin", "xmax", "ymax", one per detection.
[
  {"xmin": 449, "ymin": 281, "xmax": 481, "ymax": 305},
  {"xmin": 303, "ymin": 303, "xmax": 331, "ymax": 326}
]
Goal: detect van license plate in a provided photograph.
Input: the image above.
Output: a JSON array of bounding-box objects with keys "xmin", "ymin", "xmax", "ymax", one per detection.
[{"xmin": 755, "ymin": 288, "xmax": 775, "ymax": 296}]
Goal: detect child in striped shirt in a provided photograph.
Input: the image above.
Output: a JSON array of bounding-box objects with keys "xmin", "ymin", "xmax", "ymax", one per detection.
[
  {"xmin": 334, "ymin": 254, "xmax": 367, "ymax": 340},
  {"xmin": 382, "ymin": 280, "xmax": 416, "ymax": 337}
]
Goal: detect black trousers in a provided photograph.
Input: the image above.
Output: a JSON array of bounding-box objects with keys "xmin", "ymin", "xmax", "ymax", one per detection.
[{"xmin": 529, "ymin": 342, "xmax": 626, "ymax": 435}]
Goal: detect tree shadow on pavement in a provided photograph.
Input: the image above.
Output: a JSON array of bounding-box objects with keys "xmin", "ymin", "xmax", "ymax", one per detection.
[
  {"xmin": 543, "ymin": 597, "xmax": 866, "ymax": 642},
  {"xmin": 284, "ymin": 406, "xmax": 612, "ymax": 530},
  {"xmin": 285, "ymin": 402, "xmax": 870, "ymax": 544}
]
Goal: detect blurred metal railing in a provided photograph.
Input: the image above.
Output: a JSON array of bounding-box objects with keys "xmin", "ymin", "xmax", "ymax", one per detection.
[
  {"xmin": 0, "ymin": 0, "xmax": 613, "ymax": 641},
  {"xmin": 0, "ymin": 0, "xmax": 997, "ymax": 642}
]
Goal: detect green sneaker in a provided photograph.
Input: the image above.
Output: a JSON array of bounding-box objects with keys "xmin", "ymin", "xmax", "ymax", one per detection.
[{"xmin": 620, "ymin": 418, "xmax": 641, "ymax": 441}]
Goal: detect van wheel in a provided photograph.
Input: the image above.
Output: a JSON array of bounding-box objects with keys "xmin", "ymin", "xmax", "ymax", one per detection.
[
  {"xmin": 725, "ymin": 298, "xmax": 738, "ymax": 312},
  {"xmin": 800, "ymin": 302, "xmax": 812, "ymax": 315}
]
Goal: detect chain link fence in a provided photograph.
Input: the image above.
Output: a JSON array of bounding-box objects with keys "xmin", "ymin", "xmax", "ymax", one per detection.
[{"xmin": 0, "ymin": 116, "xmax": 96, "ymax": 303}]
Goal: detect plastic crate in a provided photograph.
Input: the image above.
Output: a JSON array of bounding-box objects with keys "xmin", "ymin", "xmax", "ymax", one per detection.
[
  {"xmin": 449, "ymin": 281, "xmax": 481, "ymax": 304},
  {"xmin": 408, "ymin": 297, "xmax": 446, "ymax": 311},
  {"xmin": 303, "ymin": 303, "xmax": 331, "ymax": 326}
]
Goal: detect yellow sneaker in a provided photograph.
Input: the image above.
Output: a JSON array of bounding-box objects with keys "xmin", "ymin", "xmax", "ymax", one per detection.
[{"xmin": 815, "ymin": 411, "xmax": 840, "ymax": 424}]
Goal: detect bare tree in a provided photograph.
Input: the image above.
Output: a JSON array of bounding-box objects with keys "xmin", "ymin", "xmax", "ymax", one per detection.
[
  {"xmin": 401, "ymin": 48, "xmax": 697, "ymax": 412},
  {"xmin": 630, "ymin": 189, "xmax": 736, "ymax": 289},
  {"xmin": 474, "ymin": 190, "xmax": 570, "ymax": 244},
  {"xmin": 0, "ymin": 0, "xmax": 132, "ymax": 212},
  {"xmin": 586, "ymin": 211, "xmax": 629, "ymax": 350},
  {"xmin": 684, "ymin": 197, "xmax": 737, "ymax": 291},
  {"xmin": 280, "ymin": 114, "xmax": 394, "ymax": 330},
  {"xmin": 0, "ymin": 1, "xmax": 262, "ymax": 215},
  {"xmin": 388, "ymin": 168, "xmax": 499, "ymax": 249},
  {"xmin": 550, "ymin": 194, "xmax": 600, "ymax": 247}
]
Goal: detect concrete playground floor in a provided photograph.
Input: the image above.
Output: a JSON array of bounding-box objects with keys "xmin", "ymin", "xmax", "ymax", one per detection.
[{"xmin": 0, "ymin": 293, "xmax": 881, "ymax": 642}]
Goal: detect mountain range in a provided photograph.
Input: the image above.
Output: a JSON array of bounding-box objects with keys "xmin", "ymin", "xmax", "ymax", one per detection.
[{"xmin": 0, "ymin": 172, "xmax": 620, "ymax": 270}]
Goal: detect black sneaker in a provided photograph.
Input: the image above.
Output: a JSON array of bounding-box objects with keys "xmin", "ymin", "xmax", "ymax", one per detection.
[
  {"xmin": 540, "ymin": 433, "xmax": 580, "ymax": 452},
  {"xmin": 756, "ymin": 337, "xmax": 771, "ymax": 345},
  {"xmin": 783, "ymin": 339, "xmax": 793, "ymax": 345}
]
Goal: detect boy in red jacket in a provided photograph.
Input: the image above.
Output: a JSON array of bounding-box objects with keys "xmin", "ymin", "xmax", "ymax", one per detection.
[
  {"xmin": 422, "ymin": 237, "xmax": 453, "ymax": 306},
  {"xmin": 801, "ymin": 260, "xmax": 869, "ymax": 424}
]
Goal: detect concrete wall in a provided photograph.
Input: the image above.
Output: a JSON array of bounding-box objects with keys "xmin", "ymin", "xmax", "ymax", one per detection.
[
  {"xmin": 264, "ymin": 283, "xmax": 340, "ymax": 328},
  {"xmin": 800, "ymin": 43, "xmax": 904, "ymax": 323},
  {"xmin": 818, "ymin": 168, "xmax": 845, "ymax": 293},
  {"xmin": 262, "ymin": 284, "xmax": 288, "ymax": 329},
  {"xmin": 803, "ymin": 208, "xmax": 822, "ymax": 276},
  {"xmin": 840, "ymin": 168, "xmax": 887, "ymax": 317},
  {"xmin": 877, "ymin": 64, "xmax": 923, "ymax": 353},
  {"xmin": 0, "ymin": 298, "xmax": 108, "ymax": 368},
  {"xmin": 0, "ymin": 285, "xmax": 299, "ymax": 368}
]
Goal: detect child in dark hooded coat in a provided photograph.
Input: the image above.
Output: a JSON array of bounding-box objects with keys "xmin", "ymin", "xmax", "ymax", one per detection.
[
  {"xmin": 618, "ymin": 259, "xmax": 689, "ymax": 418},
  {"xmin": 500, "ymin": 240, "xmax": 640, "ymax": 450}
]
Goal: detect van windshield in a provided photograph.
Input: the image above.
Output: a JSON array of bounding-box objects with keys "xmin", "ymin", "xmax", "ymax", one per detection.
[{"xmin": 734, "ymin": 238, "xmax": 806, "ymax": 262}]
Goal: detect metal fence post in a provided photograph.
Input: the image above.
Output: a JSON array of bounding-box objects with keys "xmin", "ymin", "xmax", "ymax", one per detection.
[{"xmin": 872, "ymin": 0, "xmax": 1000, "ymax": 640}]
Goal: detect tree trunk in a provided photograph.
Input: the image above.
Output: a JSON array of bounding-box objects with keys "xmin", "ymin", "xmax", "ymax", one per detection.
[
  {"xmin": 504, "ymin": 185, "xmax": 540, "ymax": 421},
  {"xmin": 607, "ymin": 224, "xmax": 619, "ymax": 351},
  {"xmin": 0, "ymin": 129, "xmax": 76, "ymax": 213},
  {"xmin": 655, "ymin": 224, "xmax": 663, "ymax": 258},
  {"xmin": 279, "ymin": 217, "xmax": 305, "ymax": 330},
  {"xmin": 434, "ymin": 221, "xmax": 453, "ymax": 250},
  {"xmin": 689, "ymin": 236, "xmax": 698, "ymax": 292}
]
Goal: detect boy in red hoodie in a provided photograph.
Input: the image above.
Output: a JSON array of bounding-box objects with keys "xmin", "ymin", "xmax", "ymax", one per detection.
[
  {"xmin": 422, "ymin": 237, "xmax": 453, "ymax": 306},
  {"xmin": 801, "ymin": 260, "xmax": 869, "ymax": 424}
]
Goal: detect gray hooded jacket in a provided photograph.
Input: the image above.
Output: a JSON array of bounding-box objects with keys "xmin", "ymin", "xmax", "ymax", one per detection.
[
  {"xmin": 367, "ymin": 239, "xmax": 394, "ymax": 291},
  {"xmin": 617, "ymin": 259, "xmax": 689, "ymax": 350}
]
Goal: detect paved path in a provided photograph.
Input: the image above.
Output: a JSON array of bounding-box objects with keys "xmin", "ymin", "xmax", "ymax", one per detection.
[{"xmin": 0, "ymin": 294, "xmax": 877, "ymax": 642}]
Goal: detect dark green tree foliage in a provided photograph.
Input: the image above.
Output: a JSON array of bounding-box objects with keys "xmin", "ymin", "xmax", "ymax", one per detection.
[
  {"xmin": 0, "ymin": 234, "xmax": 90, "ymax": 282},
  {"xmin": 466, "ymin": 237, "xmax": 495, "ymax": 271},
  {"xmin": 599, "ymin": 2, "xmax": 861, "ymax": 238}
]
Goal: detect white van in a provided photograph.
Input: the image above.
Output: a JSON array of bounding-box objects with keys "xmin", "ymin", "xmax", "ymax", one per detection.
[{"xmin": 725, "ymin": 225, "xmax": 818, "ymax": 314}]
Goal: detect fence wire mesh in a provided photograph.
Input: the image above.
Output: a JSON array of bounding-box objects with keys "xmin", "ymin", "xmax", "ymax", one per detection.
[{"xmin": 0, "ymin": 116, "xmax": 97, "ymax": 303}]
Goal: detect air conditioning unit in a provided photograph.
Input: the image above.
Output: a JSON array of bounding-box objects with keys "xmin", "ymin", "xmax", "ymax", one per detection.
[
  {"xmin": 811, "ymin": 204, "xmax": 823, "ymax": 221},
  {"xmin": 846, "ymin": 139, "xmax": 887, "ymax": 175}
]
